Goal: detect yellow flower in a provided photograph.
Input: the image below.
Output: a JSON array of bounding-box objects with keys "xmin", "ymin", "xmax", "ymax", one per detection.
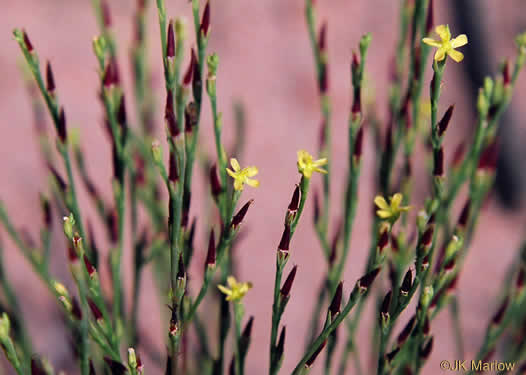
[
  {"xmin": 218, "ymin": 276, "xmax": 253, "ymax": 302},
  {"xmin": 226, "ymin": 158, "xmax": 259, "ymax": 191},
  {"xmin": 422, "ymin": 25, "xmax": 468, "ymax": 63},
  {"xmin": 374, "ymin": 193, "xmax": 411, "ymax": 220},
  {"xmin": 297, "ymin": 150, "xmax": 327, "ymax": 178}
]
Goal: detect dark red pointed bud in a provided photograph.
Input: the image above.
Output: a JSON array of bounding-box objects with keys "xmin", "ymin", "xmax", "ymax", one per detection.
[
  {"xmin": 280, "ymin": 265, "xmax": 297, "ymax": 298},
  {"xmin": 390, "ymin": 233, "xmax": 399, "ymax": 253},
  {"xmin": 101, "ymin": 0, "xmax": 112, "ymax": 27},
  {"xmin": 425, "ymin": 0, "xmax": 434, "ymax": 35},
  {"xmin": 437, "ymin": 105, "xmax": 454, "ymax": 137},
  {"xmin": 84, "ymin": 255, "xmax": 96, "ymax": 276},
  {"xmin": 477, "ymin": 140, "xmax": 498, "ymax": 171},
  {"xmin": 184, "ymin": 49, "xmax": 197, "ymax": 86},
  {"xmin": 420, "ymin": 337, "xmax": 433, "ymax": 360},
  {"xmin": 353, "ymin": 126, "xmax": 364, "ymax": 160},
  {"xmin": 166, "ymin": 22, "xmax": 175, "ymax": 58},
  {"xmin": 452, "ymin": 142, "xmax": 465, "ymax": 167},
  {"xmin": 206, "ymin": 229, "xmax": 216, "ymax": 267},
  {"xmin": 88, "ymin": 299, "xmax": 103, "ymax": 321},
  {"xmin": 103, "ymin": 358, "xmax": 127, "ymax": 375},
  {"xmin": 276, "ymin": 326, "xmax": 286, "ymax": 360},
  {"xmin": 503, "ymin": 60, "xmax": 511, "ymax": 86},
  {"xmin": 67, "ymin": 246, "xmax": 78, "ymax": 262},
  {"xmin": 40, "ymin": 196, "xmax": 52, "ymax": 229},
  {"xmin": 319, "ymin": 65, "xmax": 328, "ymax": 94},
  {"xmin": 57, "ymin": 107, "xmax": 67, "ymax": 143},
  {"xmin": 318, "ymin": 22, "xmax": 327, "ymax": 53},
  {"xmin": 421, "ymin": 226, "xmax": 434, "ymax": 248},
  {"xmin": 209, "ymin": 164, "xmax": 222, "ymax": 197},
  {"xmin": 46, "ymin": 61, "xmax": 55, "ymax": 93},
  {"xmin": 492, "ymin": 297, "xmax": 509, "ymax": 325},
  {"xmin": 447, "ymin": 274, "xmax": 459, "ymax": 292},
  {"xmin": 305, "ymin": 340, "xmax": 327, "ymax": 368},
  {"xmin": 423, "ymin": 316, "xmax": 430, "ymax": 335},
  {"xmin": 444, "ymin": 258, "xmax": 455, "ymax": 272},
  {"xmin": 177, "ymin": 254, "xmax": 186, "ymax": 280},
  {"xmin": 313, "ymin": 190, "xmax": 320, "ymax": 224},
  {"xmin": 23, "ymin": 30, "xmax": 33, "ymax": 52},
  {"xmin": 386, "ymin": 347, "xmax": 400, "ymax": 363},
  {"xmin": 136, "ymin": 353, "xmax": 143, "ymax": 373},
  {"xmin": 517, "ymin": 268, "xmax": 525, "ymax": 290},
  {"xmin": 329, "ymin": 282, "xmax": 343, "ymax": 317},
  {"xmin": 400, "ymin": 269, "xmax": 412, "ymax": 296},
  {"xmin": 288, "ymin": 185, "xmax": 300, "ymax": 213},
  {"xmin": 433, "ymin": 147, "xmax": 444, "ymax": 176},
  {"xmin": 71, "ymin": 297, "xmax": 83, "ymax": 320},
  {"xmin": 278, "ymin": 225, "xmax": 291, "ymax": 253},
  {"xmin": 421, "ymin": 254, "xmax": 430, "ymax": 271},
  {"xmin": 48, "ymin": 164, "xmax": 67, "ymax": 192},
  {"xmin": 352, "ymin": 87, "xmax": 362, "ymax": 115},
  {"xmin": 169, "ymin": 305, "xmax": 178, "ymax": 336},
  {"xmin": 457, "ymin": 200, "xmax": 470, "ymax": 228},
  {"xmin": 184, "ymin": 102, "xmax": 198, "ymax": 133},
  {"xmin": 103, "ymin": 58, "xmax": 120, "ymax": 87},
  {"xmin": 165, "ymin": 90, "xmax": 179, "ymax": 137},
  {"xmin": 31, "ymin": 357, "xmax": 46, "ymax": 375},
  {"xmin": 397, "ymin": 316, "xmax": 416, "ymax": 344},
  {"xmin": 118, "ymin": 96, "xmax": 128, "ymax": 126},
  {"xmin": 377, "ymin": 228, "xmax": 389, "ymax": 252},
  {"xmin": 200, "ymin": 2, "xmax": 211, "ymax": 37},
  {"xmin": 358, "ymin": 267, "xmax": 381, "ymax": 292},
  {"xmin": 169, "ymin": 152, "xmax": 179, "ymax": 182},
  {"xmin": 231, "ymin": 200, "xmax": 254, "ymax": 229},
  {"xmin": 351, "ymin": 51, "xmax": 359, "ymax": 73},
  {"xmin": 380, "ymin": 290, "xmax": 392, "ymax": 319}
]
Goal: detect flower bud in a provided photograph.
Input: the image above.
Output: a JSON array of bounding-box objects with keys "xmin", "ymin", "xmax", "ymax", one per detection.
[
  {"xmin": 183, "ymin": 49, "xmax": 196, "ymax": 86},
  {"xmin": 206, "ymin": 229, "xmax": 216, "ymax": 269},
  {"xmin": 397, "ymin": 316, "xmax": 415, "ymax": 344},
  {"xmin": 88, "ymin": 299, "xmax": 103, "ymax": 321},
  {"xmin": 357, "ymin": 267, "xmax": 381, "ymax": 293},
  {"xmin": 305, "ymin": 340, "xmax": 327, "ymax": 368},
  {"xmin": 437, "ymin": 105, "xmax": 454, "ymax": 137},
  {"xmin": 400, "ymin": 269, "xmax": 412, "ymax": 297},
  {"xmin": 277, "ymin": 225, "xmax": 291, "ymax": 255},
  {"xmin": 209, "ymin": 164, "xmax": 222, "ymax": 198},
  {"xmin": 46, "ymin": 61, "xmax": 55, "ymax": 93},
  {"xmin": 57, "ymin": 107, "xmax": 67, "ymax": 143},
  {"xmin": 104, "ymin": 358, "xmax": 128, "ymax": 375},
  {"xmin": 166, "ymin": 21, "xmax": 175, "ymax": 58},
  {"xmin": 280, "ymin": 265, "xmax": 297, "ymax": 298},
  {"xmin": 23, "ymin": 30, "xmax": 34, "ymax": 52},
  {"xmin": 380, "ymin": 290, "xmax": 392, "ymax": 329},
  {"xmin": 329, "ymin": 282, "xmax": 343, "ymax": 317},
  {"xmin": 419, "ymin": 337, "xmax": 433, "ymax": 360},
  {"xmin": 200, "ymin": 2, "xmax": 211, "ymax": 37},
  {"xmin": 231, "ymin": 200, "xmax": 254, "ymax": 229}
]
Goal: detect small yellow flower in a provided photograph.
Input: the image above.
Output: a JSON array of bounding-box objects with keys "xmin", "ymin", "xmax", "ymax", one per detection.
[
  {"xmin": 226, "ymin": 158, "xmax": 259, "ymax": 191},
  {"xmin": 218, "ymin": 276, "xmax": 253, "ymax": 302},
  {"xmin": 297, "ymin": 150, "xmax": 327, "ymax": 178},
  {"xmin": 422, "ymin": 25, "xmax": 468, "ymax": 63},
  {"xmin": 374, "ymin": 193, "xmax": 411, "ymax": 220}
]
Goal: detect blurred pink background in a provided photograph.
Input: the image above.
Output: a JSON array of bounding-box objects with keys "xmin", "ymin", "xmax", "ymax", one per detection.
[{"xmin": 1, "ymin": 0, "xmax": 526, "ymax": 374}]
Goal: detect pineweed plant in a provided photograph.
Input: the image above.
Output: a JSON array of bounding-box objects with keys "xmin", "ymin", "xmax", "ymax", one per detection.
[{"xmin": 1, "ymin": 0, "xmax": 526, "ymax": 374}]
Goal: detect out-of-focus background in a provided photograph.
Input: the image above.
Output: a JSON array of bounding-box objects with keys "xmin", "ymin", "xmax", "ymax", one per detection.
[{"xmin": 1, "ymin": 0, "xmax": 526, "ymax": 374}]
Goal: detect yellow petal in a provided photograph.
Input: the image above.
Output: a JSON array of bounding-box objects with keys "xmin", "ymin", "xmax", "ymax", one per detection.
[
  {"xmin": 434, "ymin": 48, "xmax": 446, "ymax": 61},
  {"xmin": 390, "ymin": 193, "xmax": 403, "ymax": 210},
  {"xmin": 245, "ymin": 166, "xmax": 259, "ymax": 177},
  {"xmin": 451, "ymin": 34, "xmax": 468, "ymax": 48},
  {"xmin": 374, "ymin": 196, "xmax": 389, "ymax": 210},
  {"xmin": 227, "ymin": 276, "xmax": 237, "ymax": 288},
  {"xmin": 246, "ymin": 179, "xmax": 260, "ymax": 188},
  {"xmin": 422, "ymin": 38, "xmax": 441, "ymax": 48},
  {"xmin": 302, "ymin": 169, "xmax": 313, "ymax": 178},
  {"xmin": 226, "ymin": 168, "xmax": 237, "ymax": 178},
  {"xmin": 313, "ymin": 158, "xmax": 328, "ymax": 167},
  {"xmin": 217, "ymin": 285, "xmax": 232, "ymax": 296},
  {"xmin": 435, "ymin": 25, "xmax": 450, "ymax": 42},
  {"xmin": 314, "ymin": 167, "xmax": 327, "ymax": 175},
  {"xmin": 399, "ymin": 205, "xmax": 411, "ymax": 212},
  {"xmin": 230, "ymin": 158, "xmax": 241, "ymax": 172},
  {"xmin": 447, "ymin": 49, "xmax": 464, "ymax": 62},
  {"xmin": 377, "ymin": 210, "xmax": 392, "ymax": 219}
]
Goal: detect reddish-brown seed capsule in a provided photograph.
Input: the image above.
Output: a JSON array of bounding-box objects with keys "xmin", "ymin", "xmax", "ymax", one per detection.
[
  {"xmin": 318, "ymin": 22, "xmax": 327, "ymax": 53},
  {"xmin": 329, "ymin": 282, "xmax": 343, "ymax": 317},
  {"xmin": 23, "ymin": 30, "xmax": 33, "ymax": 52},
  {"xmin": 167, "ymin": 22, "xmax": 175, "ymax": 58},
  {"xmin": 40, "ymin": 196, "xmax": 52, "ymax": 229},
  {"xmin": 492, "ymin": 297, "xmax": 509, "ymax": 325},
  {"xmin": 423, "ymin": 316, "xmax": 431, "ymax": 336},
  {"xmin": 358, "ymin": 267, "xmax": 381, "ymax": 292},
  {"xmin": 421, "ymin": 226, "xmax": 434, "ymax": 248},
  {"xmin": 380, "ymin": 290, "xmax": 392, "ymax": 319},
  {"xmin": 377, "ymin": 228, "xmax": 389, "ymax": 252},
  {"xmin": 397, "ymin": 316, "xmax": 416, "ymax": 344},
  {"xmin": 84, "ymin": 255, "xmax": 96, "ymax": 276},
  {"xmin": 177, "ymin": 254, "xmax": 185, "ymax": 280},
  {"xmin": 88, "ymin": 299, "xmax": 103, "ymax": 321},
  {"xmin": 165, "ymin": 90, "xmax": 179, "ymax": 137},
  {"xmin": 420, "ymin": 337, "xmax": 434, "ymax": 360},
  {"xmin": 200, "ymin": 2, "xmax": 211, "ymax": 37},
  {"xmin": 206, "ymin": 229, "xmax": 216, "ymax": 267},
  {"xmin": 46, "ymin": 61, "xmax": 55, "ymax": 93},
  {"xmin": 276, "ymin": 326, "xmax": 286, "ymax": 360},
  {"xmin": 478, "ymin": 140, "xmax": 498, "ymax": 171},
  {"xmin": 457, "ymin": 200, "xmax": 471, "ymax": 228},
  {"xmin": 231, "ymin": 200, "xmax": 254, "ymax": 229},
  {"xmin": 280, "ymin": 265, "xmax": 297, "ymax": 298},
  {"xmin": 278, "ymin": 225, "xmax": 291, "ymax": 253},
  {"xmin": 400, "ymin": 269, "xmax": 412, "ymax": 296},
  {"xmin": 169, "ymin": 152, "xmax": 179, "ymax": 182},
  {"xmin": 437, "ymin": 105, "xmax": 454, "ymax": 137},
  {"xmin": 184, "ymin": 49, "xmax": 197, "ymax": 86},
  {"xmin": 305, "ymin": 340, "xmax": 327, "ymax": 368},
  {"xmin": 425, "ymin": 0, "xmax": 434, "ymax": 35},
  {"xmin": 57, "ymin": 107, "xmax": 67, "ymax": 143},
  {"xmin": 103, "ymin": 358, "xmax": 127, "ymax": 375},
  {"xmin": 288, "ymin": 185, "xmax": 300, "ymax": 213},
  {"xmin": 353, "ymin": 126, "xmax": 364, "ymax": 160},
  {"xmin": 433, "ymin": 147, "xmax": 444, "ymax": 176},
  {"xmin": 209, "ymin": 164, "xmax": 222, "ymax": 197},
  {"xmin": 67, "ymin": 246, "xmax": 78, "ymax": 263},
  {"xmin": 241, "ymin": 316, "xmax": 254, "ymax": 342}
]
